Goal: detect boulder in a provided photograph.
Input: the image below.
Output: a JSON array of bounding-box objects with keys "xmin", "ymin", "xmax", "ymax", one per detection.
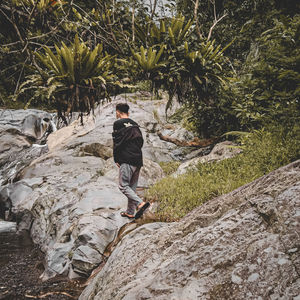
[
  {"xmin": 160, "ymin": 125, "xmax": 195, "ymax": 141},
  {"xmin": 175, "ymin": 141, "xmax": 242, "ymax": 176},
  {"xmin": 6, "ymin": 128, "xmax": 162, "ymax": 280},
  {"xmin": 79, "ymin": 143, "xmax": 113, "ymax": 160},
  {"xmin": 43, "ymin": 241, "xmax": 74, "ymax": 279},
  {"xmin": 0, "ymin": 109, "xmax": 54, "ymax": 134},
  {"xmin": 47, "ymin": 114, "xmax": 95, "ymax": 152},
  {"xmin": 71, "ymin": 245, "xmax": 103, "ymax": 276},
  {"xmin": 21, "ymin": 113, "xmax": 55, "ymax": 139},
  {"xmin": 0, "ymin": 109, "xmax": 55, "ymax": 185},
  {"xmin": 0, "ymin": 129, "xmax": 31, "ymax": 154},
  {"xmin": 0, "ymin": 179, "xmax": 41, "ymax": 220},
  {"xmin": 70, "ymin": 97, "xmax": 195, "ymax": 162},
  {"xmin": 79, "ymin": 160, "xmax": 300, "ymax": 300}
]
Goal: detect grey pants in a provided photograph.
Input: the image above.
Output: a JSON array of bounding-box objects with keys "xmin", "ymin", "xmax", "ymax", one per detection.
[{"xmin": 119, "ymin": 163, "xmax": 143, "ymax": 215}]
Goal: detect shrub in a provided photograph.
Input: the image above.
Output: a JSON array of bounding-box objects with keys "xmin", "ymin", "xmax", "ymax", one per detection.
[
  {"xmin": 16, "ymin": 35, "xmax": 115, "ymax": 124},
  {"xmin": 131, "ymin": 15, "xmax": 232, "ymax": 137},
  {"xmin": 231, "ymin": 15, "xmax": 300, "ymax": 129},
  {"xmin": 159, "ymin": 161, "xmax": 181, "ymax": 176}
]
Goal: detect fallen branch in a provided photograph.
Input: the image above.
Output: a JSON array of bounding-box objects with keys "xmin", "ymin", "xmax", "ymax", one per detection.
[
  {"xmin": 25, "ymin": 291, "xmax": 75, "ymax": 299},
  {"xmin": 157, "ymin": 131, "xmax": 218, "ymax": 147}
]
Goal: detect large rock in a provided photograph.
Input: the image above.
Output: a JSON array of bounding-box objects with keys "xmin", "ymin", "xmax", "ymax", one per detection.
[
  {"xmin": 175, "ymin": 141, "xmax": 242, "ymax": 176},
  {"xmin": 79, "ymin": 160, "xmax": 300, "ymax": 300},
  {"xmin": 0, "ymin": 109, "xmax": 54, "ymax": 134},
  {"xmin": 79, "ymin": 143, "xmax": 113, "ymax": 160},
  {"xmin": 72, "ymin": 245, "xmax": 103, "ymax": 276},
  {"xmin": 47, "ymin": 114, "xmax": 95, "ymax": 152},
  {"xmin": 19, "ymin": 150, "xmax": 132, "ymax": 280},
  {"xmin": 0, "ymin": 220, "xmax": 16, "ymax": 233},
  {"xmin": 21, "ymin": 113, "xmax": 55, "ymax": 139},
  {"xmin": 0, "ymin": 181, "xmax": 33, "ymax": 220},
  {"xmin": 68, "ymin": 96, "xmax": 196, "ymax": 162},
  {"xmin": 0, "ymin": 109, "xmax": 55, "ymax": 185}
]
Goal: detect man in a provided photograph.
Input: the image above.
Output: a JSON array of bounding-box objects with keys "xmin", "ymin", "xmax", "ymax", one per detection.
[{"xmin": 112, "ymin": 103, "xmax": 150, "ymax": 219}]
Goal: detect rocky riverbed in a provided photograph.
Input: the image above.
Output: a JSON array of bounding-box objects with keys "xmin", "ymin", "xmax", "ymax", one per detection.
[
  {"xmin": 1, "ymin": 92, "xmax": 298, "ymax": 300},
  {"xmin": 0, "ymin": 93, "xmax": 218, "ymax": 290}
]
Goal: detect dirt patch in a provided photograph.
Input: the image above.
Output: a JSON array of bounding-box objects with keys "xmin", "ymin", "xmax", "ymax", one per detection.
[{"xmin": 0, "ymin": 231, "xmax": 84, "ymax": 300}]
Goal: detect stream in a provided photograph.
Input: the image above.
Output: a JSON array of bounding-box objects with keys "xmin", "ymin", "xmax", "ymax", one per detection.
[{"xmin": 0, "ymin": 220, "xmax": 84, "ymax": 300}]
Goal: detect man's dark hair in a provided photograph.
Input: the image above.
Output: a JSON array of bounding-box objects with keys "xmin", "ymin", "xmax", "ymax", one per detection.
[{"xmin": 116, "ymin": 103, "xmax": 129, "ymax": 114}]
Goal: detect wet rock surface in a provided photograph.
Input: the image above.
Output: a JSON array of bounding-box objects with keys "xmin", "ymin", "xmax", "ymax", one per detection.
[
  {"xmin": 79, "ymin": 160, "xmax": 300, "ymax": 300},
  {"xmin": 0, "ymin": 109, "xmax": 53, "ymax": 134}
]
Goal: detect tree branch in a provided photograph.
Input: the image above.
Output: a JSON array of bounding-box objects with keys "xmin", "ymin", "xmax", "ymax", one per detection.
[
  {"xmin": 207, "ymin": 13, "xmax": 227, "ymax": 41},
  {"xmin": 193, "ymin": 0, "xmax": 202, "ymax": 39},
  {"xmin": 14, "ymin": 57, "xmax": 29, "ymax": 95},
  {"xmin": 150, "ymin": 0, "xmax": 158, "ymax": 20},
  {"xmin": 132, "ymin": 5, "xmax": 135, "ymax": 42}
]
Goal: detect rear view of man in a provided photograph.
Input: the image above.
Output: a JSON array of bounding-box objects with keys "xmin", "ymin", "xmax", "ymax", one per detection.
[{"xmin": 112, "ymin": 103, "xmax": 149, "ymax": 219}]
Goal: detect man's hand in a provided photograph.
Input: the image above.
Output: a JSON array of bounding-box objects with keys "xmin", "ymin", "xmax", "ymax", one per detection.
[{"xmin": 116, "ymin": 163, "xmax": 120, "ymax": 168}]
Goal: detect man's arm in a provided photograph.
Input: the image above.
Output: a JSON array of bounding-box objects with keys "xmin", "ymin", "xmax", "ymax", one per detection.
[
  {"xmin": 112, "ymin": 120, "xmax": 122, "ymax": 167},
  {"xmin": 113, "ymin": 146, "xmax": 120, "ymax": 167}
]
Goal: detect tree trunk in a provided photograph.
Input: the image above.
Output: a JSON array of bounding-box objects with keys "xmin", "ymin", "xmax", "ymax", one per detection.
[{"xmin": 132, "ymin": 4, "xmax": 135, "ymax": 42}]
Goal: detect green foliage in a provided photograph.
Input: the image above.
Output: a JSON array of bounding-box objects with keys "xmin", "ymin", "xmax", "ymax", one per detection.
[
  {"xmin": 13, "ymin": 0, "xmax": 64, "ymax": 13},
  {"xmin": 159, "ymin": 161, "xmax": 181, "ymax": 176},
  {"xmin": 182, "ymin": 40, "xmax": 235, "ymax": 137},
  {"xmin": 145, "ymin": 124, "xmax": 300, "ymax": 221},
  {"xmin": 131, "ymin": 45, "xmax": 166, "ymax": 72},
  {"xmin": 0, "ymin": 0, "xmax": 68, "ymax": 104},
  {"xmin": 167, "ymin": 15, "xmax": 193, "ymax": 47},
  {"xmin": 1, "ymin": 0, "xmax": 299, "ymax": 138},
  {"xmin": 173, "ymin": 0, "xmax": 300, "ymax": 136},
  {"xmin": 176, "ymin": 0, "xmax": 300, "ymax": 66},
  {"xmin": 0, "ymin": 0, "xmax": 147, "ymax": 106},
  {"xmin": 231, "ymin": 15, "xmax": 300, "ymax": 128},
  {"xmin": 17, "ymin": 35, "xmax": 114, "ymax": 121},
  {"xmin": 131, "ymin": 15, "xmax": 231, "ymax": 137},
  {"xmin": 135, "ymin": 15, "xmax": 192, "ymax": 48}
]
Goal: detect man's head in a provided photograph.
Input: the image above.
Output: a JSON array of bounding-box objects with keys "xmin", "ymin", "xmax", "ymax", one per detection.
[{"xmin": 116, "ymin": 103, "xmax": 129, "ymax": 119}]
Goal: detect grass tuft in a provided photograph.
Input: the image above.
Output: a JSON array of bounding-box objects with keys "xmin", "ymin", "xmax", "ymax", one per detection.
[{"xmin": 159, "ymin": 161, "xmax": 181, "ymax": 176}]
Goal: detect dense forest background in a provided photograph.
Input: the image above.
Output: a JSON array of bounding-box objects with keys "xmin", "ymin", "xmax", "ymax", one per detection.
[
  {"xmin": 0, "ymin": 0, "xmax": 299, "ymax": 220},
  {"xmin": 0, "ymin": 0, "xmax": 299, "ymax": 137}
]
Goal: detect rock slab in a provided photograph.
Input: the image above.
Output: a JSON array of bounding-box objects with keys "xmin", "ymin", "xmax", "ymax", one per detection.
[{"xmin": 80, "ymin": 160, "xmax": 300, "ymax": 300}]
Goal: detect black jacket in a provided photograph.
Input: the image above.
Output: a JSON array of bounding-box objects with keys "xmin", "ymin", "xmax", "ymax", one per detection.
[{"xmin": 112, "ymin": 118, "xmax": 143, "ymax": 166}]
